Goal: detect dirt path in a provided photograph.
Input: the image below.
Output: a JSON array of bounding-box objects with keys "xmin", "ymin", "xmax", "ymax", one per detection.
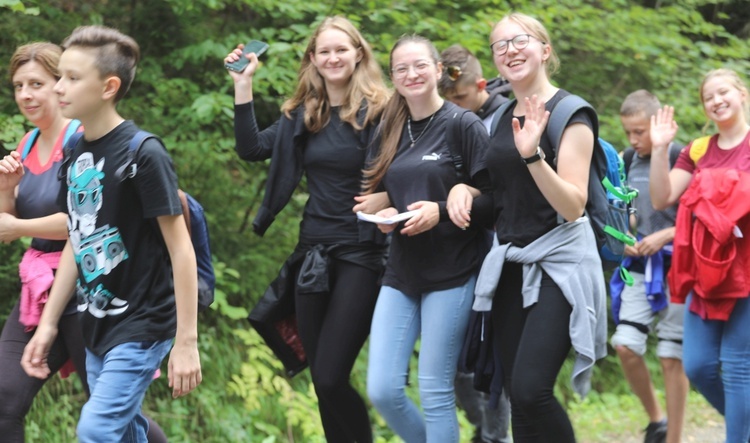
[{"xmin": 583, "ymin": 406, "xmax": 724, "ymax": 443}]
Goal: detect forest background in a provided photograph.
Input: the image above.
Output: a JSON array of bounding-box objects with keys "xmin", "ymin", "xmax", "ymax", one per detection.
[{"xmin": 0, "ymin": 0, "xmax": 747, "ymax": 441}]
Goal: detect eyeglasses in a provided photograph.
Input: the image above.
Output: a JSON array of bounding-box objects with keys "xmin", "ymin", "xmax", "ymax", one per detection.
[
  {"xmin": 391, "ymin": 61, "xmax": 433, "ymax": 79},
  {"xmin": 445, "ymin": 65, "xmax": 462, "ymax": 82},
  {"xmin": 489, "ymin": 34, "xmax": 543, "ymax": 56}
]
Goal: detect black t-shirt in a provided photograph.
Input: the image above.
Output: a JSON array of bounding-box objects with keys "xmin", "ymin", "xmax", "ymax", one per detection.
[
  {"xmin": 487, "ymin": 90, "xmax": 594, "ymax": 247},
  {"xmin": 381, "ymin": 101, "xmax": 489, "ymax": 295},
  {"xmin": 300, "ymin": 108, "xmax": 365, "ymax": 244},
  {"xmin": 57, "ymin": 121, "xmax": 182, "ymax": 355}
]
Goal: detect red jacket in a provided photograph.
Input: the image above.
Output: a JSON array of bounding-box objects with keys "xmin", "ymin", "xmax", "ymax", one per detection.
[{"xmin": 669, "ymin": 168, "xmax": 750, "ymax": 320}]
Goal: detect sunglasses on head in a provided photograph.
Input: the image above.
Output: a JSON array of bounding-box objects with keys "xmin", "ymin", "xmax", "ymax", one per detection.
[{"xmin": 446, "ymin": 65, "xmax": 462, "ymax": 82}]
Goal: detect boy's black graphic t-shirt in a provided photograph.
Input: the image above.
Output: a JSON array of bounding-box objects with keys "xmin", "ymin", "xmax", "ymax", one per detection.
[
  {"xmin": 381, "ymin": 101, "xmax": 489, "ymax": 295},
  {"xmin": 57, "ymin": 121, "xmax": 182, "ymax": 355}
]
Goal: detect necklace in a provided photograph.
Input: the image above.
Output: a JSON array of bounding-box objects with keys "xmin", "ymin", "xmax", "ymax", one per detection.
[{"xmin": 407, "ymin": 113, "xmax": 436, "ymax": 147}]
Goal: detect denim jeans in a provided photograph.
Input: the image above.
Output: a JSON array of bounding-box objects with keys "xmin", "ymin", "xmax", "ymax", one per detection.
[
  {"xmin": 367, "ymin": 276, "xmax": 475, "ymax": 443},
  {"xmin": 77, "ymin": 339, "xmax": 172, "ymax": 443},
  {"xmin": 683, "ymin": 294, "xmax": 750, "ymax": 443}
]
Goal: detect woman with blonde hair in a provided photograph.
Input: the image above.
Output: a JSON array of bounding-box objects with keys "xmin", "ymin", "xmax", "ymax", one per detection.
[
  {"xmin": 226, "ymin": 16, "xmax": 390, "ymax": 442},
  {"xmin": 650, "ymin": 68, "xmax": 750, "ymax": 443},
  {"xmin": 450, "ymin": 12, "xmax": 607, "ymax": 442}
]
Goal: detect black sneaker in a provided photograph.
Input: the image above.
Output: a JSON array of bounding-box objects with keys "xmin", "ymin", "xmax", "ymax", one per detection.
[{"xmin": 643, "ymin": 419, "xmax": 667, "ymax": 443}]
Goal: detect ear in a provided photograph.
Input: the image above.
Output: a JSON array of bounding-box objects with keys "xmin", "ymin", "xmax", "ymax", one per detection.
[
  {"xmin": 356, "ymin": 47, "xmax": 363, "ymax": 64},
  {"xmin": 476, "ymin": 78, "xmax": 488, "ymax": 92},
  {"xmin": 541, "ymin": 42, "xmax": 552, "ymax": 64},
  {"xmin": 102, "ymin": 76, "xmax": 121, "ymax": 101},
  {"xmin": 436, "ymin": 61, "xmax": 443, "ymax": 78}
]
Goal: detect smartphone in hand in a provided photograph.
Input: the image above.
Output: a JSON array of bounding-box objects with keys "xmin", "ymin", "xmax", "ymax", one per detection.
[{"xmin": 225, "ymin": 40, "xmax": 269, "ymax": 73}]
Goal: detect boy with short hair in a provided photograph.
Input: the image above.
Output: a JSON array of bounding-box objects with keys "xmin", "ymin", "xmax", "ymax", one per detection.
[
  {"xmin": 21, "ymin": 25, "xmax": 201, "ymax": 442},
  {"xmin": 439, "ymin": 44, "xmax": 511, "ymax": 443},
  {"xmin": 438, "ymin": 44, "xmax": 511, "ymax": 133},
  {"xmin": 611, "ymin": 89, "xmax": 688, "ymax": 443}
]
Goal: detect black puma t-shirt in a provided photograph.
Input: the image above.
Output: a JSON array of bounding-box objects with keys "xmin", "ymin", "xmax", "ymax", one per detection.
[{"xmin": 381, "ymin": 101, "xmax": 490, "ymax": 296}]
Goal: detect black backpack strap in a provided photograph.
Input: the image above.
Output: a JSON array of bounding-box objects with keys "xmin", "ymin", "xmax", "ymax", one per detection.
[
  {"xmin": 57, "ymin": 131, "xmax": 85, "ymax": 181},
  {"xmin": 622, "ymin": 147, "xmax": 635, "ymax": 175},
  {"xmin": 115, "ymin": 130, "xmax": 160, "ymax": 180},
  {"xmin": 489, "ymin": 99, "xmax": 516, "ymax": 138},
  {"xmin": 446, "ymin": 109, "xmax": 471, "ymax": 183},
  {"xmin": 547, "ymin": 95, "xmax": 600, "ymax": 163}
]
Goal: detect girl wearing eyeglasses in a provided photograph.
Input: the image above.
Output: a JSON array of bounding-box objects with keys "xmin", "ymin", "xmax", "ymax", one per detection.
[
  {"xmin": 362, "ymin": 35, "xmax": 491, "ymax": 442},
  {"xmin": 448, "ymin": 12, "xmax": 608, "ymax": 443},
  {"xmin": 226, "ymin": 16, "xmax": 391, "ymax": 442}
]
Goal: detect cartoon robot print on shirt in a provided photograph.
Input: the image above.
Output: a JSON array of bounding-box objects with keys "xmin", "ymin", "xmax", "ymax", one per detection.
[{"xmin": 66, "ymin": 152, "xmax": 129, "ymax": 316}]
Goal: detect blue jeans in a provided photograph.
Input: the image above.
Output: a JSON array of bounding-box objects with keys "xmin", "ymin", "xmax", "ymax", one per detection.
[
  {"xmin": 367, "ymin": 277, "xmax": 474, "ymax": 443},
  {"xmin": 77, "ymin": 339, "xmax": 172, "ymax": 443},
  {"xmin": 683, "ymin": 294, "xmax": 750, "ymax": 443}
]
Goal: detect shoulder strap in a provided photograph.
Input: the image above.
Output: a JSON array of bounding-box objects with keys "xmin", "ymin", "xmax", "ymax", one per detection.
[
  {"xmin": 115, "ymin": 130, "xmax": 159, "ymax": 180},
  {"xmin": 547, "ymin": 95, "xmax": 599, "ymax": 160},
  {"xmin": 489, "ymin": 98, "xmax": 516, "ymax": 137},
  {"xmin": 23, "ymin": 120, "xmax": 83, "ymax": 161},
  {"xmin": 65, "ymin": 132, "xmax": 84, "ymax": 153},
  {"xmin": 62, "ymin": 120, "xmax": 82, "ymax": 145},
  {"xmin": 622, "ymin": 147, "xmax": 635, "ymax": 175},
  {"xmin": 56, "ymin": 131, "xmax": 84, "ymax": 182},
  {"xmin": 688, "ymin": 136, "xmax": 710, "ymax": 165},
  {"xmin": 20, "ymin": 129, "xmax": 40, "ymax": 161},
  {"xmin": 178, "ymin": 189, "xmax": 192, "ymax": 235},
  {"xmin": 446, "ymin": 109, "xmax": 471, "ymax": 182}
]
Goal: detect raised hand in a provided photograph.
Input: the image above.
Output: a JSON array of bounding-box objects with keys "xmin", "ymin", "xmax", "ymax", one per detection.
[
  {"xmin": 224, "ymin": 43, "xmax": 260, "ymax": 83},
  {"xmin": 513, "ymin": 95, "xmax": 550, "ymax": 159},
  {"xmin": 650, "ymin": 105, "xmax": 678, "ymax": 153}
]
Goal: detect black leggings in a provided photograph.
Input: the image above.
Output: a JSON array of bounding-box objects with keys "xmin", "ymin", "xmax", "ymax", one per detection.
[
  {"xmin": 491, "ymin": 262, "xmax": 576, "ymax": 443},
  {"xmin": 0, "ymin": 302, "xmax": 168, "ymax": 443},
  {"xmin": 295, "ymin": 258, "xmax": 380, "ymax": 443}
]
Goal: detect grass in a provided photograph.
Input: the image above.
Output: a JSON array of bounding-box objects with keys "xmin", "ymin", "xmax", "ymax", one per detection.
[{"xmin": 570, "ymin": 389, "xmax": 723, "ymax": 443}]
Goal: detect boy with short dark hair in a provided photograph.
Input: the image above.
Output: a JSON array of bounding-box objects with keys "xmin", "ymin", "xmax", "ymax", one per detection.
[
  {"xmin": 439, "ymin": 44, "xmax": 511, "ymax": 443},
  {"xmin": 21, "ymin": 25, "xmax": 201, "ymax": 442},
  {"xmin": 611, "ymin": 89, "xmax": 688, "ymax": 443}
]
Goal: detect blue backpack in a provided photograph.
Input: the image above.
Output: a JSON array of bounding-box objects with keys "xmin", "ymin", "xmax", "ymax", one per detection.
[
  {"xmin": 491, "ymin": 95, "xmax": 638, "ymax": 274},
  {"xmin": 65, "ymin": 130, "xmax": 215, "ymax": 311}
]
